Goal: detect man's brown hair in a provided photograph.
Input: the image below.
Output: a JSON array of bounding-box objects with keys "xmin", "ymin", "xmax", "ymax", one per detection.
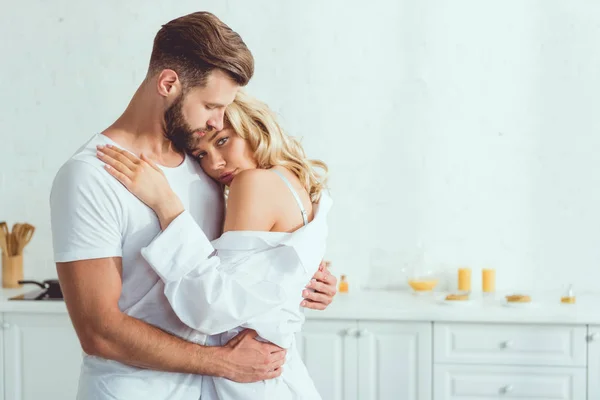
[{"xmin": 148, "ymin": 12, "xmax": 254, "ymax": 88}]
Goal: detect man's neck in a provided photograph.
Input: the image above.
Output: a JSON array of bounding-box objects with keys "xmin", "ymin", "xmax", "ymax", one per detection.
[{"xmin": 102, "ymin": 82, "xmax": 184, "ymax": 168}]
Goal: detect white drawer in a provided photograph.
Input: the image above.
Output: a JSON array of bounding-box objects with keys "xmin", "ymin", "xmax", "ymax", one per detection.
[
  {"xmin": 434, "ymin": 364, "xmax": 586, "ymax": 400},
  {"xmin": 434, "ymin": 323, "xmax": 586, "ymax": 367}
]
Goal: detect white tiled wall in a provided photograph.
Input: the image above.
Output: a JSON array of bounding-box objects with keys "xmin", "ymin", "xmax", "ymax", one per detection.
[{"xmin": 2, "ymin": 1, "xmax": 600, "ymax": 293}]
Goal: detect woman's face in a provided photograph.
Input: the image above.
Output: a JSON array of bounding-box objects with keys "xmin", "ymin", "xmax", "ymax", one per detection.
[{"xmin": 191, "ymin": 127, "xmax": 258, "ymax": 186}]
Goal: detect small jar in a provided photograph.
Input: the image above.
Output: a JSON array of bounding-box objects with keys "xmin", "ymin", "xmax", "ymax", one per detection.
[
  {"xmin": 338, "ymin": 275, "xmax": 349, "ymax": 293},
  {"xmin": 561, "ymin": 284, "xmax": 576, "ymax": 304}
]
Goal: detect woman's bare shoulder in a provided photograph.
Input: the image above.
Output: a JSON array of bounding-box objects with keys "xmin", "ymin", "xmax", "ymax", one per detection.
[
  {"xmin": 224, "ymin": 169, "xmax": 281, "ymax": 232},
  {"xmin": 230, "ymin": 167, "xmax": 307, "ymax": 202},
  {"xmin": 229, "ymin": 169, "xmax": 280, "ymax": 196}
]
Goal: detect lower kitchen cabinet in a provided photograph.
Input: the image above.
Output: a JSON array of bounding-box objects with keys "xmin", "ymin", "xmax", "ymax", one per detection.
[
  {"xmin": 358, "ymin": 321, "xmax": 432, "ymax": 400},
  {"xmin": 434, "ymin": 323, "xmax": 587, "ymax": 367},
  {"xmin": 0, "ymin": 314, "xmax": 3, "ymax": 398},
  {"xmin": 298, "ymin": 320, "xmax": 432, "ymax": 400},
  {"xmin": 434, "ymin": 364, "xmax": 586, "ymax": 400},
  {"xmin": 1, "ymin": 312, "xmax": 599, "ymax": 400},
  {"xmin": 3, "ymin": 313, "xmax": 82, "ymax": 400},
  {"xmin": 433, "ymin": 322, "xmax": 589, "ymax": 400},
  {"xmin": 297, "ymin": 319, "xmax": 359, "ymax": 400},
  {"xmin": 588, "ymin": 325, "xmax": 600, "ymax": 400}
]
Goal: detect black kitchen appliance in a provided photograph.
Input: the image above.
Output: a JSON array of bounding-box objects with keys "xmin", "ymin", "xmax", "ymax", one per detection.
[{"xmin": 9, "ymin": 279, "xmax": 63, "ymax": 300}]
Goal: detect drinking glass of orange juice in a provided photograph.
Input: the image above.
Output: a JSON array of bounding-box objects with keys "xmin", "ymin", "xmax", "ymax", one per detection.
[
  {"xmin": 457, "ymin": 267, "xmax": 471, "ymax": 293},
  {"xmin": 482, "ymin": 268, "xmax": 496, "ymax": 295}
]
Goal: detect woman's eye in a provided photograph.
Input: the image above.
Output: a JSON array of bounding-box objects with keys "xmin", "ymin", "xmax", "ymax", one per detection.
[
  {"xmin": 216, "ymin": 137, "xmax": 229, "ymax": 146},
  {"xmin": 195, "ymin": 152, "xmax": 206, "ymax": 160}
]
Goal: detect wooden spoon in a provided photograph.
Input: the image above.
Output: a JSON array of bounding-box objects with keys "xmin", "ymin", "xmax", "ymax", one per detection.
[
  {"xmin": 0, "ymin": 222, "xmax": 10, "ymax": 255},
  {"xmin": 0, "ymin": 228, "xmax": 7, "ymax": 256},
  {"xmin": 11, "ymin": 223, "xmax": 22, "ymax": 256},
  {"xmin": 17, "ymin": 224, "xmax": 35, "ymax": 254}
]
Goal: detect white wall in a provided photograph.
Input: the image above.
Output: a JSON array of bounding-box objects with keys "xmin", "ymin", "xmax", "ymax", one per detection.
[{"xmin": 1, "ymin": 1, "xmax": 600, "ymax": 294}]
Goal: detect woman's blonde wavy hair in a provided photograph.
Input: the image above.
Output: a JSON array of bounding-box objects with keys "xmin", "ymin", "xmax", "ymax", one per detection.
[{"xmin": 224, "ymin": 90, "xmax": 328, "ymax": 203}]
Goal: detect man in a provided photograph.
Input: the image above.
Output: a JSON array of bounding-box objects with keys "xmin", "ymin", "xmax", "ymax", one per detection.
[{"xmin": 50, "ymin": 11, "xmax": 337, "ymax": 399}]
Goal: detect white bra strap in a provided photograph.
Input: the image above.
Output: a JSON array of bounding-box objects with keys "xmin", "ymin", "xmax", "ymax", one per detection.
[{"xmin": 271, "ymin": 169, "xmax": 308, "ymax": 226}]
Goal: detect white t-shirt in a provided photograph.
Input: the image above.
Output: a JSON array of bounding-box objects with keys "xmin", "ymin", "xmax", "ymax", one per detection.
[{"xmin": 50, "ymin": 133, "xmax": 224, "ymax": 400}]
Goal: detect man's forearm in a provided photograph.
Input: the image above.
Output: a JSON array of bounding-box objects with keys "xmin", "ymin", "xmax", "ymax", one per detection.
[{"xmin": 86, "ymin": 312, "xmax": 227, "ymax": 376}]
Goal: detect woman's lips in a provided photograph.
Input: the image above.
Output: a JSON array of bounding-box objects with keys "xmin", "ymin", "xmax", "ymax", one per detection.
[{"xmin": 219, "ymin": 170, "xmax": 236, "ymax": 185}]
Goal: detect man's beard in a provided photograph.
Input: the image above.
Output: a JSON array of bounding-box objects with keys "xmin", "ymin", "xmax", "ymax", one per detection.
[{"xmin": 164, "ymin": 95, "xmax": 202, "ymax": 153}]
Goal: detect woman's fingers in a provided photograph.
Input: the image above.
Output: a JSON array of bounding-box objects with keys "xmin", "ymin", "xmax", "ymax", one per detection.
[
  {"xmin": 103, "ymin": 163, "xmax": 132, "ymax": 188},
  {"xmin": 306, "ymin": 279, "xmax": 336, "ymax": 296},
  {"xmin": 302, "ymin": 289, "xmax": 332, "ymax": 306},
  {"xmin": 97, "ymin": 149, "xmax": 136, "ymax": 181},
  {"xmin": 96, "ymin": 145, "xmax": 139, "ymax": 173},
  {"xmin": 140, "ymin": 153, "xmax": 162, "ymax": 173},
  {"xmin": 104, "ymin": 144, "xmax": 142, "ymax": 165},
  {"xmin": 300, "ymin": 299, "xmax": 327, "ymax": 311}
]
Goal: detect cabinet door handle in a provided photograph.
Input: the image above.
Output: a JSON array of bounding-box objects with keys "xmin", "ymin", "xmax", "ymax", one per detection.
[
  {"xmin": 588, "ymin": 333, "xmax": 600, "ymax": 342},
  {"xmin": 1, "ymin": 322, "xmax": 10, "ymax": 330},
  {"xmin": 344, "ymin": 328, "xmax": 357, "ymax": 336},
  {"xmin": 500, "ymin": 340, "xmax": 513, "ymax": 349},
  {"xmin": 357, "ymin": 329, "xmax": 370, "ymax": 337},
  {"xmin": 501, "ymin": 384, "xmax": 514, "ymax": 394}
]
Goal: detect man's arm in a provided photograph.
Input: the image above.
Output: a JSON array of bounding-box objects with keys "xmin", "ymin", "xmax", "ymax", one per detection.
[
  {"xmin": 50, "ymin": 159, "xmax": 284, "ymax": 382},
  {"xmin": 57, "ymin": 256, "xmax": 285, "ymax": 382}
]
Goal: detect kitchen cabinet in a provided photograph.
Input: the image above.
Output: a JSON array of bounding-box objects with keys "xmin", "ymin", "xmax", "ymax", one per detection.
[
  {"xmin": 297, "ymin": 319, "xmax": 358, "ymax": 400},
  {"xmin": 3, "ymin": 313, "xmax": 82, "ymax": 400},
  {"xmin": 2, "ymin": 307, "xmax": 600, "ymax": 400},
  {"xmin": 298, "ymin": 320, "xmax": 432, "ymax": 400},
  {"xmin": 358, "ymin": 321, "xmax": 432, "ymax": 400},
  {"xmin": 0, "ymin": 314, "xmax": 3, "ymax": 398},
  {"xmin": 588, "ymin": 325, "xmax": 600, "ymax": 400},
  {"xmin": 434, "ymin": 323, "xmax": 587, "ymax": 367},
  {"xmin": 434, "ymin": 364, "xmax": 586, "ymax": 400},
  {"xmin": 434, "ymin": 323, "xmax": 587, "ymax": 400}
]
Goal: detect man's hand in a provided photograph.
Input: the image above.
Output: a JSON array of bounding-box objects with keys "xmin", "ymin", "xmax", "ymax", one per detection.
[
  {"xmin": 301, "ymin": 261, "xmax": 338, "ymax": 310},
  {"xmin": 216, "ymin": 329, "xmax": 287, "ymax": 383}
]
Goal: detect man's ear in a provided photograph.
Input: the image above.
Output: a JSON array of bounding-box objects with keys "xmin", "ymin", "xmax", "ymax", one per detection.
[{"xmin": 156, "ymin": 69, "xmax": 182, "ymax": 98}]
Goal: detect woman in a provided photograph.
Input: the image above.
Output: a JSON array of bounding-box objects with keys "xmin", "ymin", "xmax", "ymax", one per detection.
[{"xmin": 96, "ymin": 90, "xmax": 331, "ymax": 400}]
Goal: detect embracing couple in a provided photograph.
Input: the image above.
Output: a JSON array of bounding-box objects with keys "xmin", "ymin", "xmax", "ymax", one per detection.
[{"xmin": 50, "ymin": 11, "xmax": 336, "ymax": 400}]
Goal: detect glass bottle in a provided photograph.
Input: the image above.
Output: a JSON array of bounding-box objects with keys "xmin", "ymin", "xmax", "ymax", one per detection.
[{"xmin": 338, "ymin": 275, "xmax": 349, "ymax": 293}]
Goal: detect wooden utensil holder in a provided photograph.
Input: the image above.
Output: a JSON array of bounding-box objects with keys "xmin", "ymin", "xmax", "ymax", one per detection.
[{"xmin": 2, "ymin": 254, "xmax": 23, "ymax": 288}]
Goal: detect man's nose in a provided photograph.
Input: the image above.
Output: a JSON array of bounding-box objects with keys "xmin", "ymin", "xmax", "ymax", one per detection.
[{"xmin": 207, "ymin": 109, "xmax": 225, "ymax": 131}]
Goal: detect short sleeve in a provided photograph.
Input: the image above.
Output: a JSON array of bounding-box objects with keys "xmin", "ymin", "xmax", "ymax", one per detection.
[{"xmin": 50, "ymin": 160, "xmax": 124, "ymax": 262}]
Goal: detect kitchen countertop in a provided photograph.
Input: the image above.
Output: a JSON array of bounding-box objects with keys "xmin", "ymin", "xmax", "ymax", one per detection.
[
  {"xmin": 3, "ymin": 286, "xmax": 600, "ymax": 325},
  {"xmin": 304, "ymin": 289, "xmax": 600, "ymax": 325},
  {"xmin": 0, "ymin": 287, "xmax": 68, "ymax": 313}
]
